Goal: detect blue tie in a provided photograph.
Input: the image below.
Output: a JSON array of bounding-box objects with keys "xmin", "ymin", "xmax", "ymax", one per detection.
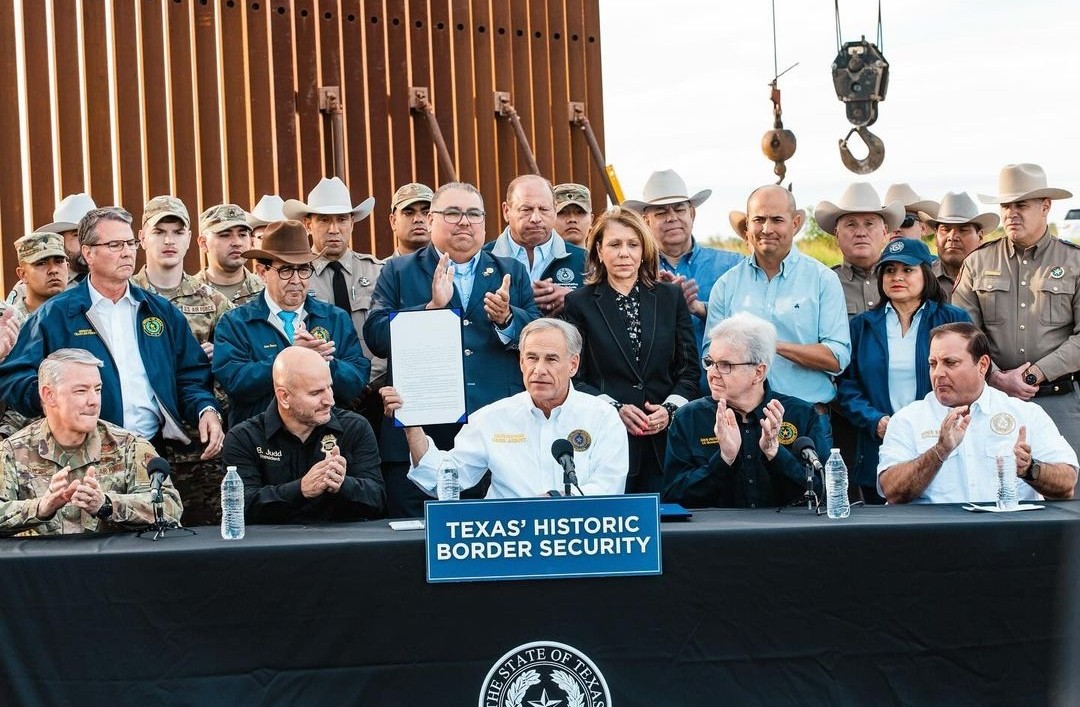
[{"xmin": 278, "ymin": 310, "xmax": 297, "ymax": 344}]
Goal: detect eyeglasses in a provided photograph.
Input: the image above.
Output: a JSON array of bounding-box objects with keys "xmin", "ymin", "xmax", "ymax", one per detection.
[
  {"xmin": 267, "ymin": 264, "xmax": 315, "ymax": 280},
  {"xmin": 701, "ymin": 357, "xmax": 757, "ymax": 374},
  {"xmin": 900, "ymin": 213, "xmax": 919, "ymax": 229},
  {"xmin": 430, "ymin": 208, "xmax": 486, "ymax": 224},
  {"xmin": 88, "ymin": 239, "xmax": 139, "ymax": 252}
]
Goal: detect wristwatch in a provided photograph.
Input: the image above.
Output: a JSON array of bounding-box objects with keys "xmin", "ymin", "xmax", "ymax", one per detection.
[
  {"xmin": 1020, "ymin": 459, "xmax": 1042, "ymax": 482},
  {"xmin": 94, "ymin": 495, "xmax": 114, "ymax": 521},
  {"xmin": 661, "ymin": 402, "xmax": 679, "ymax": 426},
  {"xmin": 1023, "ymin": 370, "xmax": 1039, "ymax": 386}
]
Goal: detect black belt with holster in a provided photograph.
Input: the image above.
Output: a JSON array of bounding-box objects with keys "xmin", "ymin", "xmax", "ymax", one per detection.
[{"xmin": 1035, "ymin": 373, "xmax": 1078, "ymax": 398}]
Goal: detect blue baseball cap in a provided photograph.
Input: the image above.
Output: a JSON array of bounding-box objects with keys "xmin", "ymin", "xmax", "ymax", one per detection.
[{"xmin": 876, "ymin": 238, "xmax": 933, "ymax": 268}]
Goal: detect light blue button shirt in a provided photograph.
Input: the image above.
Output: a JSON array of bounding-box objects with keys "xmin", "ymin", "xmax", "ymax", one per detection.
[
  {"xmin": 703, "ymin": 247, "xmax": 851, "ymax": 403},
  {"xmin": 432, "ymin": 247, "xmax": 482, "ymax": 310},
  {"xmin": 498, "ymin": 226, "xmax": 557, "ymax": 281},
  {"xmin": 884, "ymin": 302, "xmax": 923, "ymax": 415}
]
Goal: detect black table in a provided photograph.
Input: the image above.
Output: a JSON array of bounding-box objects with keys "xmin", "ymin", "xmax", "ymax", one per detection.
[{"xmin": 2, "ymin": 502, "xmax": 1079, "ymax": 706}]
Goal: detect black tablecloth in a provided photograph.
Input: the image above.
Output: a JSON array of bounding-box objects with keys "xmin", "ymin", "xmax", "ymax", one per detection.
[{"xmin": 2, "ymin": 502, "xmax": 1079, "ymax": 706}]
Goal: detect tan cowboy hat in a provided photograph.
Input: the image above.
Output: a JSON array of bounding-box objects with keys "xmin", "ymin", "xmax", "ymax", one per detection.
[
  {"xmin": 37, "ymin": 192, "xmax": 97, "ymax": 233},
  {"xmin": 978, "ymin": 163, "xmax": 1073, "ymax": 204},
  {"xmin": 814, "ymin": 182, "xmax": 904, "ymax": 234},
  {"xmin": 241, "ymin": 220, "xmax": 324, "ymax": 264},
  {"xmin": 883, "ymin": 183, "xmax": 939, "ymax": 218},
  {"xmin": 621, "ymin": 169, "xmax": 711, "ymax": 212},
  {"xmin": 728, "ymin": 210, "xmax": 747, "ymax": 236},
  {"xmin": 282, "ymin": 177, "xmax": 376, "ymax": 220},
  {"xmin": 921, "ymin": 192, "xmax": 999, "ymax": 233},
  {"xmin": 247, "ymin": 195, "xmax": 287, "ymax": 228}
]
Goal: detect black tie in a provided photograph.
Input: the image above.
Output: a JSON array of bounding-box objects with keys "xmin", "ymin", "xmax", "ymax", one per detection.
[{"xmin": 326, "ymin": 261, "xmax": 351, "ymax": 313}]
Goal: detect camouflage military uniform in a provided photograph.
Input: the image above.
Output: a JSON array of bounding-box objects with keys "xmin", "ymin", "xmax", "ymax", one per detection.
[
  {"xmin": 192, "ymin": 268, "xmax": 264, "ymax": 307},
  {"xmin": 132, "ymin": 267, "xmax": 231, "ymax": 526},
  {"xmin": 0, "ymin": 418, "xmax": 182, "ymax": 535}
]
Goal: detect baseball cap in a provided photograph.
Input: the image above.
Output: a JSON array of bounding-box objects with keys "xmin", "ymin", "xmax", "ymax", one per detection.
[
  {"xmin": 143, "ymin": 195, "xmax": 191, "ymax": 229},
  {"xmin": 200, "ymin": 204, "xmax": 251, "ymax": 234},
  {"xmin": 15, "ymin": 231, "xmax": 66, "ymax": 264},
  {"xmin": 391, "ymin": 182, "xmax": 434, "ymax": 211},
  {"xmin": 554, "ymin": 183, "xmax": 591, "ymax": 213},
  {"xmin": 876, "ymin": 238, "xmax": 934, "ymax": 268}
]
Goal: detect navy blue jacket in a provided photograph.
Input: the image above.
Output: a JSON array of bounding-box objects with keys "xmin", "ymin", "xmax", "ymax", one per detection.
[
  {"xmin": 213, "ymin": 293, "xmax": 371, "ymax": 426},
  {"xmin": 836, "ymin": 300, "xmax": 971, "ymax": 486},
  {"xmin": 0, "ymin": 279, "xmax": 217, "ymax": 431},
  {"xmin": 484, "ymin": 228, "xmax": 587, "ymax": 290},
  {"xmin": 363, "ymin": 245, "xmax": 540, "ymax": 461}
]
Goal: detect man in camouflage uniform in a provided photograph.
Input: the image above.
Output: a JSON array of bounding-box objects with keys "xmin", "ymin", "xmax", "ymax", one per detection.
[
  {"xmin": 388, "ymin": 182, "xmax": 433, "ymax": 257},
  {"xmin": 193, "ymin": 204, "xmax": 264, "ymax": 307},
  {"xmin": 133, "ymin": 195, "xmax": 232, "ymax": 525},
  {"xmin": 6, "ymin": 192, "xmax": 95, "ymax": 304},
  {"xmin": 0, "ymin": 349, "xmax": 182, "ymax": 536}
]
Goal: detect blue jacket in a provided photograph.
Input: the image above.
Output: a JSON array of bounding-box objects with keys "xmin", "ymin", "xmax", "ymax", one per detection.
[
  {"xmin": 484, "ymin": 228, "xmax": 588, "ymax": 290},
  {"xmin": 0, "ymin": 279, "xmax": 217, "ymax": 433},
  {"xmin": 363, "ymin": 245, "xmax": 540, "ymax": 461},
  {"xmin": 836, "ymin": 300, "xmax": 971, "ymax": 486},
  {"xmin": 213, "ymin": 293, "xmax": 371, "ymax": 426}
]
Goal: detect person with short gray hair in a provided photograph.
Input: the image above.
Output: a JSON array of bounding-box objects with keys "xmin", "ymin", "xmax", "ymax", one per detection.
[
  {"xmin": 663, "ymin": 312, "xmax": 831, "ymax": 509},
  {"xmin": 520, "ymin": 316, "xmax": 582, "ymax": 357},
  {"xmin": 1, "ymin": 348, "xmax": 182, "ymax": 535}
]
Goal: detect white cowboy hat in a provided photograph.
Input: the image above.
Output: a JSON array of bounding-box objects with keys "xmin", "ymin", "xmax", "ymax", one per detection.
[
  {"xmin": 978, "ymin": 163, "xmax": 1073, "ymax": 204},
  {"xmin": 248, "ymin": 195, "xmax": 287, "ymax": 228},
  {"xmin": 814, "ymin": 182, "xmax": 904, "ymax": 234},
  {"xmin": 728, "ymin": 210, "xmax": 747, "ymax": 236},
  {"xmin": 282, "ymin": 177, "xmax": 376, "ymax": 221},
  {"xmin": 921, "ymin": 192, "xmax": 999, "ymax": 233},
  {"xmin": 621, "ymin": 169, "xmax": 711, "ymax": 212},
  {"xmin": 37, "ymin": 192, "xmax": 97, "ymax": 233},
  {"xmin": 884, "ymin": 183, "xmax": 939, "ymax": 219}
]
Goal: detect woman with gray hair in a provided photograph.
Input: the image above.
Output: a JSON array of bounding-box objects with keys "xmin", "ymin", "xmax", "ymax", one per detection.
[{"xmin": 663, "ymin": 312, "xmax": 831, "ymax": 508}]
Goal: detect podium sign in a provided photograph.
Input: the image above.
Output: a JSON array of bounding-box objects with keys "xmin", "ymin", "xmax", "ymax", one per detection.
[{"xmin": 425, "ymin": 495, "xmax": 662, "ymax": 583}]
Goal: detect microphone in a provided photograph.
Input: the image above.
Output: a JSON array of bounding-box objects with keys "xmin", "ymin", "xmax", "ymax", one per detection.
[
  {"xmin": 147, "ymin": 457, "xmax": 171, "ymax": 505},
  {"xmin": 551, "ymin": 439, "xmax": 578, "ymax": 497},
  {"xmin": 793, "ymin": 437, "xmax": 823, "ymax": 475}
]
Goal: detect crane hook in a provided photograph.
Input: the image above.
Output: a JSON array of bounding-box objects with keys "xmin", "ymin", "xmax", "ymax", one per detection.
[{"xmin": 838, "ymin": 126, "xmax": 885, "ymax": 175}]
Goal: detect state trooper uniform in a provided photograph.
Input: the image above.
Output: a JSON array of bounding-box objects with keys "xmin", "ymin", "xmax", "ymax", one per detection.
[
  {"xmin": 930, "ymin": 259, "xmax": 957, "ymax": 303},
  {"xmin": 407, "ymin": 387, "xmax": 629, "ymax": 499},
  {"xmin": 0, "ymin": 419, "xmax": 182, "ymax": 536},
  {"xmin": 953, "ymin": 231, "xmax": 1080, "ymax": 452},
  {"xmin": 308, "ymin": 250, "xmax": 386, "ymax": 380},
  {"xmin": 832, "ymin": 260, "xmax": 879, "ymax": 317}
]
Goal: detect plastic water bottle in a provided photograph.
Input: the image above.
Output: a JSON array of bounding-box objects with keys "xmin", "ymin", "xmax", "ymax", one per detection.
[
  {"xmin": 825, "ymin": 448, "xmax": 851, "ymax": 519},
  {"xmin": 220, "ymin": 466, "xmax": 246, "ymax": 539},
  {"xmin": 436, "ymin": 459, "xmax": 460, "ymax": 501},
  {"xmin": 996, "ymin": 449, "xmax": 1019, "ymax": 511}
]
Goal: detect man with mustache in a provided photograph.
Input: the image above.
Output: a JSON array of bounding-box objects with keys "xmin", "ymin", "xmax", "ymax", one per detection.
[
  {"xmin": 923, "ymin": 192, "xmax": 997, "ymax": 302},
  {"xmin": 212, "ymin": 220, "xmax": 371, "ymax": 426},
  {"xmin": 222, "ymin": 345, "xmax": 384, "ymax": 524},
  {"xmin": 193, "ymin": 203, "xmax": 264, "ymax": 307}
]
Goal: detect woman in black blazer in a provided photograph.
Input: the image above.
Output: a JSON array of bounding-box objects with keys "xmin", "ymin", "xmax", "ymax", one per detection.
[{"xmin": 562, "ymin": 207, "xmax": 699, "ymax": 493}]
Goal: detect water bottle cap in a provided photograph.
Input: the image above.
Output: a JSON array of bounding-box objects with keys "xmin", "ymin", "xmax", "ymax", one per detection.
[{"xmin": 829, "ymin": 448, "xmax": 840, "ymax": 454}]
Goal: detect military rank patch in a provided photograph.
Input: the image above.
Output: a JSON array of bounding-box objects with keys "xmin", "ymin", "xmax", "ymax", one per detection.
[
  {"xmin": 310, "ymin": 326, "xmax": 331, "ymax": 342},
  {"xmin": 141, "ymin": 317, "xmax": 164, "ymax": 337},
  {"xmin": 320, "ymin": 434, "xmax": 337, "ymax": 453},
  {"xmin": 778, "ymin": 421, "xmax": 798, "ymax": 445},
  {"xmin": 568, "ymin": 429, "xmax": 591, "ymax": 452},
  {"xmin": 990, "ymin": 412, "xmax": 1016, "ymax": 435}
]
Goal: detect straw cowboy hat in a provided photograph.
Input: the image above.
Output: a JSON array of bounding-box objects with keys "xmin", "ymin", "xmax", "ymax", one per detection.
[
  {"xmin": 248, "ymin": 195, "xmax": 287, "ymax": 228},
  {"xmin": 814, "ymin": 182, "xmax": 904, "ymax": 234},
  {"xmin": 283, "ymin": 177, "xmax": 376, "ymax": 221},
  {"xmin": 978, "ymin": 163, "xmax": 1073, "ymax": 204},
  {"xmin": 622, "ymin": 169, "xmax": 711, "ymax": 212},
  {"xmin": 241, "ymin": 220, "xmax": 324, "ymax": 264},
  {"xmin": 883, "ymin": 183, "xmax": 939, "ymax": 218},
  {"xmin": 37, "ymin": 192, "xmax": 97, "ymax": 233},
  {"xmin": 920, "ymin": 192, "xmax": 999, "ymax": 233},
  {"xmin": 728, "ymin": 210, "xmax": 747, "ymax": 237}
]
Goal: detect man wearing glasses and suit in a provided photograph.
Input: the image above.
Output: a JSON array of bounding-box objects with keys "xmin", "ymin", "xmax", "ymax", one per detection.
[
  {"xmin": 212, "ymin": 220, "xmax": 371, "ymax": 426},
  {"xmin": 0, "ymin": 207, "xmax": 223, "ymax": 458},
  {"xmin": 364, "ymin": 181, "xmax": 540, "ymax": 516}
]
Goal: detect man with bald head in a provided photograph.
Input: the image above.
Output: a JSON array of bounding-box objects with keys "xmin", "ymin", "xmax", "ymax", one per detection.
[
  {"xmin": 704, "ymin": 185, "xmax": 850, "ymax": 436},
  {"xmin": 222, "ymin": 346, "xmax": 384, "ymax": 524},
  {"xmin": 486, "ymin": 174, "xmax": 586, "ymax": 317}
]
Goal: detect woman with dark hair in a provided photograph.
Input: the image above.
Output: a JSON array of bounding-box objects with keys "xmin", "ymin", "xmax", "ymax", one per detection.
[
  {"xmin": 561, "ymin": 206, "xmax": 699, "ymax": 493},
  {"xmin": 837, "ymin": 238, "xmax": 971, "ymax": 503}
]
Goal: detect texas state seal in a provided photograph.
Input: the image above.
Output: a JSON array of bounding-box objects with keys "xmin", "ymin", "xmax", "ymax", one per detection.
[{"xmin": 479, "ymin": 641, "xmax": 612, "ymax": 707}]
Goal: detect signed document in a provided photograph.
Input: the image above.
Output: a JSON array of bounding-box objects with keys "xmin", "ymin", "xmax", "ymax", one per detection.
[{"xmin": 389, "ymin": 308, "xmax": 467, "ymax": 427}]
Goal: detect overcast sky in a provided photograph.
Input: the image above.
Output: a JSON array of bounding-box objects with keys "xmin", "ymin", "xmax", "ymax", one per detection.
[{"xmin": 599, "ymin": 0, "xmax": 1080, "ymax": 239}]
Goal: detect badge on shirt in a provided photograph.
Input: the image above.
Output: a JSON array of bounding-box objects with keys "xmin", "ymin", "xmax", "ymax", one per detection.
[
  {"xmin": 141, "ymin": 317, "xmax": 164, "ymax": 337},
  {"xmin": 778, "ymin": 422, "xmax": 797, "ymax": 445},
  {"xmin": 320, "ymin": 434, "xmax": 337, "ymax": 453},
  {"xmin": 556, "ymin": 267, "xmax": 575, "ymax": 284},
  {"xmin": 568, "ymin": 429, "xmax": 591, "ymax": 452},
  {"xmin": 990, "ymin": 412, "xmax": 1016, "ymax": 435},
  {"xmin": 310, "ymin": 326, "xmax": 331, "ymax": 342},
  {"xmin": 482, "ymin": 267, "xmax": 495, "ymax": 277},
  {"xmin": 358, "ymin": 276, "xmax": 371, "ymax": 287},
  {"xmin": 1050, "ymin": 266, "xmax": 1065, "ymax": 279}
]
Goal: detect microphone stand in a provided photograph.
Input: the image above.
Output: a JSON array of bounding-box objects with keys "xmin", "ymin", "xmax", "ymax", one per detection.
[
  {"xmin": 137, "ymin": 498, "xmax": 197, "ymax": 541},
  {"xmin": 777, "ymin": 458, "xmax": 821, "ymax": 514}
]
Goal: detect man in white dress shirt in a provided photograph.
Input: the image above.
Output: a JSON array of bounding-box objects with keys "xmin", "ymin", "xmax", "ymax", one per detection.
[
  {"xmin": 381, "ymin": 318, "xmax": 629, "ymax": 498},
  {"xmin": 878, "ymin": 322, "xmax": 1076, "ymax": 504}
]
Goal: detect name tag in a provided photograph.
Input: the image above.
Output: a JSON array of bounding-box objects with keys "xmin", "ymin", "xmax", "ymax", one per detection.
[
  {"xmin": 699, "ymin": 436, "xmax": 719, "ymax": 446},
  {"xmin": 256, "ymin": 446, "xmax": 283, "ymax": 461},
  {"xmin": 74, "ymin": 328, "xmax": 97, "ymax": 337},
  {"xmin": 492, "ymin": 433, "xmax": 526, "ymax": 444},
  {"xmin": 181, "ymin": 304, "xmax": 217, "ymax": 314},
  {"xmin": 920, "ymin": 429, "xmax": 939, "ymax": 440}
]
